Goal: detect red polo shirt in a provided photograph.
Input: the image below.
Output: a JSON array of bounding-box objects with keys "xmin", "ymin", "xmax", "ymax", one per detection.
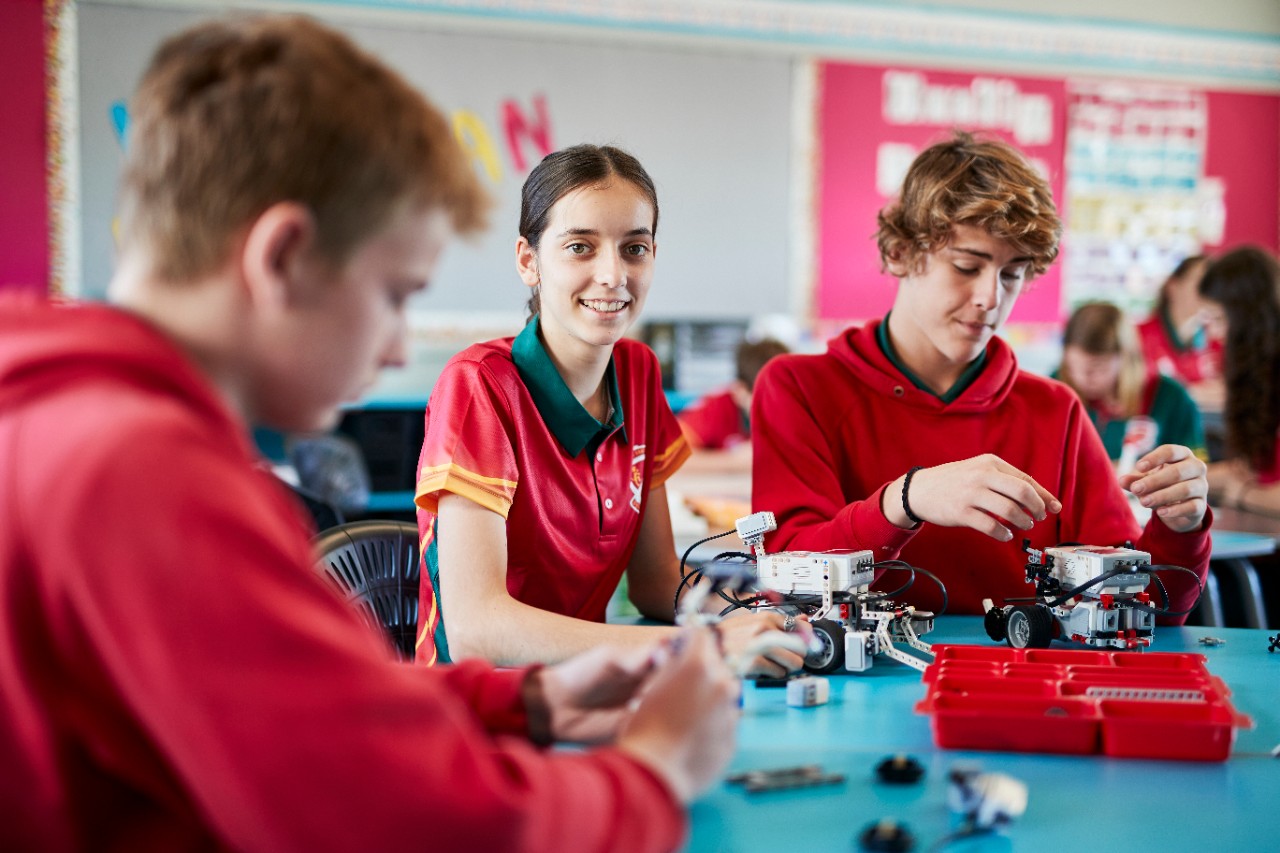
[
  {"xmin": 678, "ymin": 389, "xmax": 749, "ymax": 450},
  {"xmin": 415, "ymin": 318, "xmax": 689, "ymax": 663}
]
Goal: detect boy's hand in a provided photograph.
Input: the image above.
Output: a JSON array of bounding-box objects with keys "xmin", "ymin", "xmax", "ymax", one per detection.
[
  {"xmin": 885, "ymin": 454, "xmax": 1061, "ymax": 541},
  {"xmin": 615, "ymin": 628, "xmax": 741, "ymax": 804},
  {"xmin": 1120, "ymin": 444, "xmax": 1209, "ymax": 533},
  {"xmin": 535, "ymin": 644, "xmax": 659, "ymax": 745}
]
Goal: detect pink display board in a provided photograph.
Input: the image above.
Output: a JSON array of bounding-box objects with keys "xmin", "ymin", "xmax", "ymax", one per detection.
[
  {"xmin": 816, "ymin": 62, "xmax": 1067, "ymax": 324},
  {"xmin": 0, "ymin": 0, "xmax": 48, "ymax": 294},
  {"xmin": 816, "ymin": 61, "xmax": 1280, "ymax": 326},
  {"xmin": 1205, "ymin": 89, "xmax": 1280, "ymax": 252}
]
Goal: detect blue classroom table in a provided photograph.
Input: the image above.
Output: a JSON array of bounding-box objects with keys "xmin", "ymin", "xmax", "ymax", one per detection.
[{"xmin": 687, "ymin": 617, "xmax": 1278, "ymax": 852}]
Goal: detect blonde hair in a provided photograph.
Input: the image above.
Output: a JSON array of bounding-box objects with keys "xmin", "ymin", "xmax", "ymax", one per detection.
[
  {"xmin": 876, "ymin": 131, "xmax": 1061, "ymax": 276},
  {"xmin": 1059, "ymin": 302, "xmax": 1146, "ymax": 418},
  {"xmin": 118, "ymin": 15, "xmax": 488, "ymax": 282}
]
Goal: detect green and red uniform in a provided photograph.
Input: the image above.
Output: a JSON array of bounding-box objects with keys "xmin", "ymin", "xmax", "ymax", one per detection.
[
  {"xmin": 751, "ymin": 318, "xmax": 1211, "ymax": 622},
  {"xmin": 1074, "ymin": 373, "xmax": 1207, "ymax": 463},
  {"xmin": 415, "ymin": 318, "xmax": 689, "ymax": 663},
  {"xmin": 1137, "ymin": 307, "xmax": 1223, "ymax": 385}
]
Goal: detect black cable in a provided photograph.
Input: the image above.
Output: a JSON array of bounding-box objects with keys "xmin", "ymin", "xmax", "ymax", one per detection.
[
  {"xmin": 700, "ymin": 552, "xmax": 757, "ymax": 612},
  {"xmin": 1043, "ymin": 566, "xmax": 1133, "ymax": 608},
  {"xmin": 1036, "ymin": 561, "xmax": 1202, "ymax": 617},
  {"xmin": 674, "ymin": 530, "xmax": 738, "ymax": 615},
  {"xmin": 1126, "ymin": 564, "xmax": 1205, "ymax": 617},
  {"xmin": 910, "ymin": 564, "xmax": 949, "ymax": 616},
  {"xmin": 869, "ymin": 560, "xmax": 950, "ymax": 616}
]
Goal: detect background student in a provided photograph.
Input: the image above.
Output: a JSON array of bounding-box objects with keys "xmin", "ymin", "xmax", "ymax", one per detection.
[
  {"xmin": 1199, "ymin": 246, "xmax": 1280, "ymax": 516},
  {"xmin": 674, "ymin": 337, "xmax": 790, "ymax": 480},
  {"xmin": 679, "ymin": 337, "xmax": 790, "ymax": 452},
  {"xmin": 1136, "ymin": 254, "xmax": 1225, "ymax": 409},
  {"xmin": 751, "ymin": 131, "xmax": 1211, "ymax": 621},
  {"xmin": 0, "ymin": 17, "xmax": 740, "ymax": 850},
  {"xmin": 415, "ymin": 144, "xmax": 802, "ymax": 675},
  {"xmin": 1056, "ymin": 301, "xmax": 1205, "ymax": 471}
]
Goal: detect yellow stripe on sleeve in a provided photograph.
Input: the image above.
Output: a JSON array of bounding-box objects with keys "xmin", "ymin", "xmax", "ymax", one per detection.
[
  {"xmin": 414, "ymin": 462, "xmax": 515, "ymax": 518},
  {"xmin": 651, "ymin": 434, "xmax": 692, "ymax": 488}
]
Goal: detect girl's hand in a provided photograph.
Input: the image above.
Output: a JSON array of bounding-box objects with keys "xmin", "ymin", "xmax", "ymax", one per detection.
[
  {"xmin": 715, "ymin": 609, "xmax": 806, "ymax": 678},
  {"xmin": 1205, "ymin": 458, "xmax": 1256, "ymax": 510}
]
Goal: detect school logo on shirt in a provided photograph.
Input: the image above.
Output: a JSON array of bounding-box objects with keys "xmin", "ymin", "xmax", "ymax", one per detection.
[{"xmin": 629, "ymin": 444, "xmax": 646, "ymax": 513}]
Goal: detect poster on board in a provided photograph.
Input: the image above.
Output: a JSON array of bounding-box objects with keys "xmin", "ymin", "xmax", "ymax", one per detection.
[{"xmin": 1063, "ymin": 81, "xmax": 1216, "ymax": 313}]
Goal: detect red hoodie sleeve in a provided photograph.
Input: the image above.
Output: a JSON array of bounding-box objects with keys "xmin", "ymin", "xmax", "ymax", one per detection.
[
  {"xmin": 1055, "ymin": 394, "xmax": 1212, "ymax": 625},
  {"xmin": 20, "ymin": 419, "xmax": 685, "ymax": 853},
  {"xmin": 751, "ymin": 358, "xmax": 917, "ymax": 558}
]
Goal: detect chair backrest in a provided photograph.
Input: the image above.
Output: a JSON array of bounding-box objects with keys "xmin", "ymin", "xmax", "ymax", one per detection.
[{"xmin": 313, "ymin": 520, "xmax": 420, "ymax": 661}]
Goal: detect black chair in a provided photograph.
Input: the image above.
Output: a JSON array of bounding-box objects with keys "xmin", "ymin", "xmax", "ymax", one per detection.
[{"xmin": 314, "ymin": 520, "xmax": 421, "ymax": 661}]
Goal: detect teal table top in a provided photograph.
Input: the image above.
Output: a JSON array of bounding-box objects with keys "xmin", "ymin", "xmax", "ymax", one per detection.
[{"xmin": 687, "ymin": 617, "xmax": 1278, "ymax": 852}]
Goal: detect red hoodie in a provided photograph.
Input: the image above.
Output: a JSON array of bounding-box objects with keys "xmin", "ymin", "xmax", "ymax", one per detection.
[
  {"xmin": 751, "ymin": 320, "xmax": 1211, "ymax": 621},
  {"xmin": 0, "ymin": 297, "xmax": 682, "ymax": 852}
]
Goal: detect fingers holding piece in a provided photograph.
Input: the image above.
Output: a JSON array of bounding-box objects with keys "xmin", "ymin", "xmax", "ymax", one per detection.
[
  {"xmin": 1124, "ymin": 444, "xmax": 1209, "ymax": 532},
  {"xmin": 958, "ymin": 507, "xmax": 1014, "ymax": 542},
  {"xmin": 988, "ymin": 458, "xmax": 1061, "ymax": 517},
  {"xmin": 1133, "ymin": 442, "xmax": 1198, "ymax": 473}
]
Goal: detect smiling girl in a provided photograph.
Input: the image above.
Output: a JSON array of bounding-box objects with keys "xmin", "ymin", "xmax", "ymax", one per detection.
[{"xmin": 414, "ymin": 145, "xmax": 799, "ymax": 674}]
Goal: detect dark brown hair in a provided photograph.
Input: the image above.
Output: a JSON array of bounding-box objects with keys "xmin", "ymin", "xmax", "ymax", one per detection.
[
  {"xmin": 1198, "ymin": 246, "xmax": 1280, "ymax": 471},
  {"xmin": 736, "ymin": 338, "xmax": 789, "ymax": 389},
  {"xmin": 519, "ymin": 144, "xmax": 658, "ymax": 319}
]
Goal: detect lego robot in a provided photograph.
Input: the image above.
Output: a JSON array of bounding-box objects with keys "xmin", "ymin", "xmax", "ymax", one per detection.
[
  {"xmin": 984, "ymin": 541, "xmax": 1158, "ymax": 650},
  {"xmin": 723, "ymin": 512, "xmax": 938, "ymax": 673}
]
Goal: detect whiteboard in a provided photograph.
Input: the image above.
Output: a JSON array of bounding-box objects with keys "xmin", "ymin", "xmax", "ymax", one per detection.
[{"xmin": 74, "ymin": 1, "xmax": 794, "ymax": 320}]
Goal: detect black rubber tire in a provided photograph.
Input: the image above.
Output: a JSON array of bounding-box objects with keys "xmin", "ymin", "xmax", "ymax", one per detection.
[
  {"xmin": 805, "ymin": 619, "xmax": 847, "ymax": 673},
  {"xmin": 1005, "ymin": 605, "xmax": 1054, "ymax": 649},
  {"xmin": 983, "ymin": 606, "xmax": 1008, "ymax": 642}
]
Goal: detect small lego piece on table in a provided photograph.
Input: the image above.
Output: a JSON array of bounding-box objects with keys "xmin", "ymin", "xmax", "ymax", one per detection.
[
  {"xmin": 1268, "ymin": 634, "xmax": 1280, "ymax": 653},
  {"xmin": 726, "ymin": 764, "xmax": 845, "ymax": 793},
  {"xmin": 856, "ymin": 818, "xmax": 916, "ymax": 852},
  {"xmin": 947, "ymin": 766, "xmax": 1027, "ymax": 830},
  {"xmin": 1198, "ymin": 636, "xmax": 1226, "ymax": 647},
  {"xmin": 875, "ymin": 754, "xmax": 925, "ymax": 785},
  {"xmin": 785, "ymin": 675, "xmax": 830, "ymax": 707}
]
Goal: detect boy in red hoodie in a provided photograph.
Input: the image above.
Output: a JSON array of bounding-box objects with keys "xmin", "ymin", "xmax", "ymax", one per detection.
[
  {"xmin": 0, "ymin": 15, "xmax": 738, "ymax": 851},
  {"xmin": 752, "ymin": 132, "xmax": 1211, "ymax": 620}
]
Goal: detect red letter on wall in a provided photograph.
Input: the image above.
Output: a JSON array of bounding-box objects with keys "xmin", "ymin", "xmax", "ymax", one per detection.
[{"xmin": 502, "ymin": 94, "xmax": 554, "ymax": 174}]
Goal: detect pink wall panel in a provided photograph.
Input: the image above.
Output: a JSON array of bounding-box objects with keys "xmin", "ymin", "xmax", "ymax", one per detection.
[
  {"xmin": 1204, "ymin": 89, "xmax": 1280, "ymax": 252},
  {"xmin": 816, "ymin": 61, "xmax": 1067, "ymax": 324},
  {"xmin": 0, "ymin": 0, "xmax": 49, "ymax": 294}
]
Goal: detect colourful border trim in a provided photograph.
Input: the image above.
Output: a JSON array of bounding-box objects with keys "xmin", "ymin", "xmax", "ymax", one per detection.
[{"xmin": 295, "ymin": 0, "xmax": 1280, "ymax": 87}]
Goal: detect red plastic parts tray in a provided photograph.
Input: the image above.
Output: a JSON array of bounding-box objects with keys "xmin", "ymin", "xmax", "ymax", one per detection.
[{"xmin": 915, "ymin": 645, "xmax": 1253, "ymax": 762}]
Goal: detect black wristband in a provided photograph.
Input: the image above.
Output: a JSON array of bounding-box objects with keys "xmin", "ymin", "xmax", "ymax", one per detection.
[{"xmin": 901, "ymin": 466, "xmax": 924, "ymax": 526}]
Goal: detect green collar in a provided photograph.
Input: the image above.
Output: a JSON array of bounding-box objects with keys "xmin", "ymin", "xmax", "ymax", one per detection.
[
  {"xmin": 512, "ymin": 316, "xmax": 626, "ymax": 457},
  {"xmin": 877, "ymin": 313, "xmax": 987, "ymax": 404},
  {"xmin": 1160, "ymin": 304, "xmax": 1205, "ymax": 352}
]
